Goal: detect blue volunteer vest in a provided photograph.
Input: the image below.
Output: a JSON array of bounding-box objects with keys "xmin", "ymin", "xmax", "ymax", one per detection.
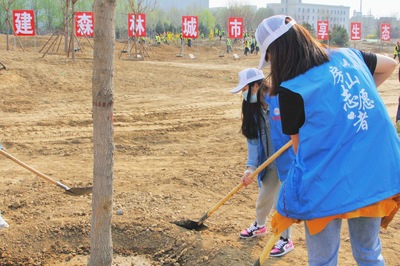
[
  {"xmin": 265, "ymin": 95, "xmax": 295, "ymax": 182},
  {"xmin": 277, "ymin": 48, "xmax": 400, "ymax": 220},
  {"xmin": 256, "ymin": 107, "xmax": 274, "ymax": 187}
]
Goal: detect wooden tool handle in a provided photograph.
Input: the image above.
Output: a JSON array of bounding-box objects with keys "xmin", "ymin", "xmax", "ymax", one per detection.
[
  {"xmin": 0, "ymin": 149, "xmax": 60, "ymax": 186},
  {"xmin": 198, "ymin": 140, "xmax": 293, "ymax": 224},
  {"xmin": 254, "ymin": 230, "xmax": 281, "ymax": 266}
]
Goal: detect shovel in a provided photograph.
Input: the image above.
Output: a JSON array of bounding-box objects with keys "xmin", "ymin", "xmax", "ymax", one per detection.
[
  {"xmin": 0, "ymin": 146, "xmax": 92, "ymax": 196},
  {"xmin": 174, "ymin": 140, "xmax": 293, "ymax": 231}
]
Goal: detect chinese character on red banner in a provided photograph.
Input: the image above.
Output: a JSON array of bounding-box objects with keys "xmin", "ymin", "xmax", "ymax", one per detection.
[
  {"xmin": 13, "ymin": 10, "xmax": 35, "ymax": 36},
  {"xmin": 317, "ymin": 20, "xmax": 329, "ymax": 40},
  {"xmin": 350, "ymin": 22, "xmax": 362, "ymax": 41},
  {"xmin": 128, "ymin": 13, "xmax": 146, "ymax": 37},
  {"xmin": 75, "ymin": 12, "xmax": 94, "ymax": 37},
  {"xmin": 228, "ymin": 17, "xmax": 243, "ymax": 39},
  {"xmin": 380, "ymin": 23, "xmax": 390, "ymax": 42},
  {"xmin": 182, "ymin": 16, "xmax": 198, "ymax": 38}
]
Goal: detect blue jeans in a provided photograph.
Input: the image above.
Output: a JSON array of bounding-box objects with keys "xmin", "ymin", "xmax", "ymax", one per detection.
[{"xmin": 305, "ymin": 217, "xmax": 384, "ymax": 266}]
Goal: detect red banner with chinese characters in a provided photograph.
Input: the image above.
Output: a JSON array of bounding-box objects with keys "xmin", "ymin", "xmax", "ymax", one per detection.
[
  {"xmin": 181, "ymin": 16, "xmax": 198, "ymax": 39},
  {"xmin": 317, "ymin": 20, "xmax": 329, "ymax": 40},
  {"xmin": 75, "ymin": 12, "xmax": 94, "ymax": 37},
  {"xmin": 228, "ymin": 17, "xmax": 243, "ymax": 39},
  {"xmin": 13, "ymin": 10, "xmax": 35, "ymax": 36},
  {"xmin": 128, "ymin": 13, "xmax": 146, "ymax": 37},
  {"xmin": 380, "ymin": 23, "xmax": 391, "ymax": 42},
  {"xmin": 350, "ymin": 22, "xmax": 362, "ymax": 41}
]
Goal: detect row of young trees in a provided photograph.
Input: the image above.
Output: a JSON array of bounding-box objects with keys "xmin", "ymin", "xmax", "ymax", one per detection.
[
  {"xmin": 0, "ymin": 0, "xmax": 275, "ymax": 40},
  {"xmin": 1, "ymin": 0, "xmax": 398, "ymax": 47}
]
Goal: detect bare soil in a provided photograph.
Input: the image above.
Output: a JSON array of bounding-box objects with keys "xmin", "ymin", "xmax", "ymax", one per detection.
[{"xmin": 0, "ymin": 35, "xmax": 399, "ymax": 266}]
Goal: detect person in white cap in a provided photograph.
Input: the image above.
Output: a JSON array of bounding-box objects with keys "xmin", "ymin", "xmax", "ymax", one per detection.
[
  {"xmin": 231, "ymin": 68, "xmax": 295, "ymax": 257},
  {"xmin": 255, "ymin": 14, "xmax": 400, "ymax": 265}
]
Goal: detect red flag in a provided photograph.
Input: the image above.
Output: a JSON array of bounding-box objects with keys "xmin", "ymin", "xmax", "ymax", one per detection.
[
  {"xmin": 317, "ymin": 20, "xmax": 329, "ymax": 40},
  {"xmin": 380, "ymin": 23, "xmax": 391, "ymax": 42},
  {"xmin": 181, "ymin": 16, "xmax": 198, "ymax": 39},
  {"xmin": 13, "ymin": 10, "xmax": 35, "ymax": 36},
  {"xmin": 228, "ymin": 17, "xmax": 243, "ymax": 39},
  {"xmin": 75, "ymin": 12, "xmax": 94, "ymax": 37},
  {"xmin": 350, "ymin": 22, "xmax": 362, "ymax": 41},
  {"xmin": 128, "ymin": 13, "xmax": 146, "ymax": 37}
]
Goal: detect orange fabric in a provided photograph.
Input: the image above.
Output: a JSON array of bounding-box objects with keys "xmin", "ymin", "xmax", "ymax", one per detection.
[
  {"xmin": 381, "ymin": 195, "xmax": 400, "ymax": 229},
  {"xmin": 271, "ymin": 195, "xmax": 400, "ymax": 236}
]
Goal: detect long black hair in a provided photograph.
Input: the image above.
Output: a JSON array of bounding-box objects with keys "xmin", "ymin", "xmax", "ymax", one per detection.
[{"xmin": 241, "ymin": 80, "xmax": 264, "ymax": 139}]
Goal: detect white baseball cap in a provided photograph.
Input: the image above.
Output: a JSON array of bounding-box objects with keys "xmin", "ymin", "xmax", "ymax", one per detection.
[
  {"xmin": 255, "ymin": 15, "xmax": 296, "ymax": 69},
  {"xmin": 231, "ymin": 68, "xmax": 265, "ymax": 94}
]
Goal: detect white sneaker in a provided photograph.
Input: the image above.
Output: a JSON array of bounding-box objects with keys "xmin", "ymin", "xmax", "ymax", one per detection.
[
  {"xmin": 269, "ymin": 236, "xmax": 294, "ymax": 257},
  {"xmin": 0, "ymin": 213, "xmax": 9, "ymax": 230}
]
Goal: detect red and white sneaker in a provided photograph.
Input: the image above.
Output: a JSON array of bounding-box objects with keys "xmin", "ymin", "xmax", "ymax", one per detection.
[
  {"xmin": 269, "ymin": 236, "xmax": 294, "ymax": 257},
  {"xmin": 239, "ymin": 221, "xmax": 267, "ymax": 239}
]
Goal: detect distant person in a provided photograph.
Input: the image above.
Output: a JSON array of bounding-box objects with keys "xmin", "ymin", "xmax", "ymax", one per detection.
[
  {"xmin": 256, "ymin": 14, "xmax": 400, "ymax": 265},
  {"xmin": 255, "ymin": 39, "xmax": 260, "ymax": 55},
  {"xmin": 250, "ymin": 36, "xmax": 256, "ymax": 54},
  {"xmin": 226, "ymin": 38, "xmax": 232, "ymax": 54},
  {"xmin": 393, "ymin": 41, "xmax": 400, "ymax": 62},
  {"xmin": 155, "ymin": 34, "xmax": 161, "ymax": 45},
  {"xmin": 244, "ymin": 38, "xmax": 251, "ymax": 56}
]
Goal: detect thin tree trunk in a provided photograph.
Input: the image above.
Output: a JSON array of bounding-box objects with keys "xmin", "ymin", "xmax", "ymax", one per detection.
[
  {"xmin": 5, "ymin": 15, "xmax": 9, "ymax": 51},
  {"xmin": 89, "ymin": 0, "xmax": 116, "ymax": 265},
  {"xmin": 64, "ymin": 0, "xmax": 69, "ymax": 53}
]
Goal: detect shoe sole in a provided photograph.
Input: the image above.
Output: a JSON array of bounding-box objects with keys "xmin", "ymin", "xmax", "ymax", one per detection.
[
  {"xmin": 269, "ymin": 246, "xmax": 294, "ymax": 257},
  {"xmin": 239, "ymin": 232, "xmax": 267, "ymax": 239}
]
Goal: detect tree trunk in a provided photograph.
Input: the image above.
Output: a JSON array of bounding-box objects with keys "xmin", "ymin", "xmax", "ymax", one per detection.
[
  {"xmin": 64, "ymin": 0, "xmax": 69, "ymax": 53},
  {"xmin": 88, "ymin": 0, "xmax": 116, "ymax": 265}
]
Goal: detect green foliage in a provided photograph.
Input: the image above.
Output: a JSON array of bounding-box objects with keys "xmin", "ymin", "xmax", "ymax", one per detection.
[
  {"xmin": 198, "ymin": 9, "xmax": 215, "ymax": 34},
  {"xmin": 36, "ymin": 0, "xmax": 64, "ymax": 33},
  {"xmin": 330, "ymin": 24, "xmax": 349, "ymax": 47},
  {"xmin": 365, "ymin": 33, "xmax": 377, "ymax": 39},
  {"xmin": 301, "ymin": 21, "xmax": 315, "ymax": 36},
  {"xmin": 155, "ymin": 21, "xmax": 163, "ymax": 35}
]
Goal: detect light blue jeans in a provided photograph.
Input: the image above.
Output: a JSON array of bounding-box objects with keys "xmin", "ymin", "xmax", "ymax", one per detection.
[{"xmin": 305, "ymin": 217, "xmax": 384, "ymax": 266}]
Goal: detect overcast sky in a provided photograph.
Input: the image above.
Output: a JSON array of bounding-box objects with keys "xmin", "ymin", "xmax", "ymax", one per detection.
[{"xmin": 209, "ymin": 0, "xmax": 398, "ymax": 18}]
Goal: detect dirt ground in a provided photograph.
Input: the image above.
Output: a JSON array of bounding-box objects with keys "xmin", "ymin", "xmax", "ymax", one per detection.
[{"xmin": 0, "ymin": 34, "xmax": 399, "ymax": 266}]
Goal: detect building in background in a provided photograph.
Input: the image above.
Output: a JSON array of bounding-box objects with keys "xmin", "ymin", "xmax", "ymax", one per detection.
[{"xmin": 267, "ymin": 0, "xmax": 350, "ymax": 32}]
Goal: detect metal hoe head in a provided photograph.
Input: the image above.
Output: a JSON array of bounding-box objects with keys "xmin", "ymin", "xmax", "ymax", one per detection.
[
  {"xmin": 173, "ymin": 219, "xmax": 208, "ymax": 231},
  {"xmin": 65, "ymin": 187, "xmax": 93, "ymax": 196}
]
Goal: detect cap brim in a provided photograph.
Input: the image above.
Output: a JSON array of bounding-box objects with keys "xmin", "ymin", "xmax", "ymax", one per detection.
[
  {"xmin": 231, "ymin": 83, "xmax": 246, "ymax": 94},
  {"xmin": 258, "ymin": 51, "xmax": 269, "ymax": 70}
]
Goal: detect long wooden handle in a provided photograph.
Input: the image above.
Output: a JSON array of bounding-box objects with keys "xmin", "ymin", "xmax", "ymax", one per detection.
[
  {"xmin": 197, "ymin": 140, "xmax": 293, "ymax": 224},
  {"xmin": 254, "ymin": 228, "xmax": 282, "ymax": 266},
  {"xmin": 0, "ymin": 149, "xmax": 71, "ymax": 190}
]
